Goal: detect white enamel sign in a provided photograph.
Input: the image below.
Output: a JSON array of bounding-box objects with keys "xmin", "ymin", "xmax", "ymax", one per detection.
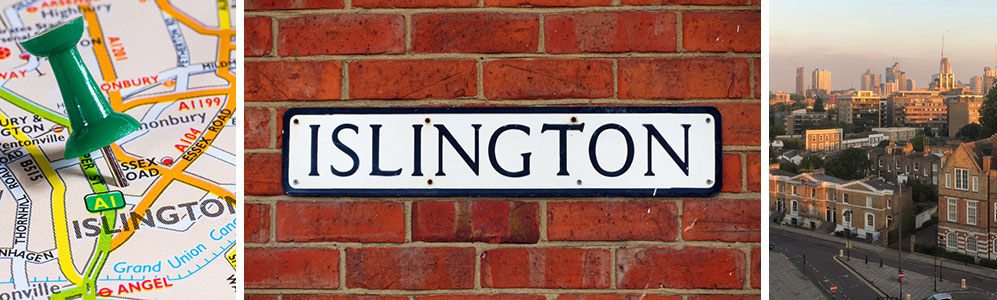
[{"xmin": 282, "ymin": 107, "xmax": 722, "ymax": 196}]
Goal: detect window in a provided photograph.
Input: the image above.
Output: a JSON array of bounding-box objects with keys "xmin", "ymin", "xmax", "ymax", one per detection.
[
  {"xmin": 948, "ymin": 198, "xmax": 958, "ymax": 222},
  {"xmin": 947, "ymin": 233, "xmax": 958, "ymax": 248},
  {"xmin": 933, "ymin": 164, "xmax": 938, "ymax": 172},
  {"xmin": 843, "ymin": 193, "xmax": 849, "ymax": 203},
  {"xmin": 946, "ymin": 173, "xmax": 952, "ymax": 188},
  {"xmin": 887, "ymin": 197, "xmax": 892, "ymax": 209},
  {"xmin": 914, "ymin": 162, "xmax": 919, "ymax": 172},
  {"xmin": 955, "ymin": 169, "xmax": 969, "ymax": 190},
  {"xmin": 792, "ymin": 186, "xmax": 798, "ymax": 195},
  {"xmin": 791, "ymin": 200, "xmax": 799, "ymax": 214},
  {"xmin": 933, "ymin": 176, "xmax": 938, "ymax": 185},
  {"xmin": 811, "ymin": 189, "xmax": 816, "ymax": 198},
  {"xmin": 968, "ymin": 237, "xmax": 978, "ymax": 253},
  {"xmin": 866, "ymin": 196, "xmax": 872, "ymax": 208},
  {"xmin": 887, "ymin": 215, "xmax": 894, "ymax": 227},
  {"xmin": 832, "ymin": 192, "xmax": 837, "ymax": 202},
  {"xmin": 866, "ymin": 213, "xmax": 875, "ymax": 229},
  {"xmin": 879, "ymin": 159, "xmax": 883, "ymax": 167},
  {"xmin": 968, "ymin": 202, "xmax": 977, "ymax": 225},
  {"xmin": 972, "ymin": 176, "xmax": 979, "ymax": 192}
]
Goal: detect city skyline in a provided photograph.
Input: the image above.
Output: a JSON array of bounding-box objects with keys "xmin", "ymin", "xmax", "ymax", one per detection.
[{"xmin": 771, "ymin": 0, "xmax": 997, "ymax": 92}]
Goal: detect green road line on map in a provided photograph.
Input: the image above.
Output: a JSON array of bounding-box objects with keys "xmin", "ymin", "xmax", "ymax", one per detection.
[
  {"xmin": 53, "ymin": 157, "xmax": 114, "ymax": 300},
  {"xmin": 0, "ymin": 87, "xmax": 70, "ymax": 127}
]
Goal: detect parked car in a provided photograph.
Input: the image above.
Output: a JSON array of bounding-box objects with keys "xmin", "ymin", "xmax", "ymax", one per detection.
[{"xmin": 925, "ymin": 293, "xmax": 952, "ymax": 300}]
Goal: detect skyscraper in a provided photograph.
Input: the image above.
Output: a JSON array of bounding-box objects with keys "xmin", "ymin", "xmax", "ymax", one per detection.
[
  {"xmin": 907, "ymin": 78, "xmax": 916, "ymax": 91},
  {"xmin": 970, "ymin": 75, "xmax": 984, "ymax": 95},
  {"xmin": 796, "ymin": 66, "xmax": 805, "ymax": 95},
  {"xmin": 897, "ymin": 72, "xmax": 909, "ymax": 91},
  {"xmin": 861, "ymin": 69, "xmax": 873, "ymax": 91},
  {"xmin": 985, "ymin": 67, "xmax": 997, "ymax": 95},
  {"xmin": 811, "ymin": 68, "xmax": 831, "ymax": 97}
]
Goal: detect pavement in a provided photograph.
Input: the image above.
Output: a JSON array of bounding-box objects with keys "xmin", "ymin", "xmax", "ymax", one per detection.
[
  {"xmin": 771, "ymin": 228, "xmax": 881, "ymax": 299},
  {"xmin": 772, "ymin": 225, "xmax": 997, "ymax": 300},
  {"xmin": 770, "ymin": 251, "xmax": 829, "ymax": 300}
]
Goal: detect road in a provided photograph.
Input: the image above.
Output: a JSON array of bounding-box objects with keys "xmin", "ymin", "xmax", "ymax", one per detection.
[
  {"xmin": 771, "ymin": 228, "xmax": 881, "ymax": 299},
  {"xmin": 773, "ymin": 227, "xmax": 997, "ymax": 299}
]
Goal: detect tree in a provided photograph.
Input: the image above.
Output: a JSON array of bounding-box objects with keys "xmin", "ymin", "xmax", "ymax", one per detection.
[
  {"xmin": 982, "ymin": 85, "xmax": 997, "ymax": 137},
  {"xmin": 813, "ymin": 97, "xmax": 826, "ymax": 112},
  {"xmin": 824, "ymin": 148, "xmax": 870, "ymax": 180},
  {"xmin": 790, "ymin": 94, "xmax": 805, "ymax": 101},
  {"xmin": 799, "ymin": 155, "xmax": 824, "ymax": 172},
  {"xmin": 922, "ymin": 127, "xmax": 934, "ymax": 137},
  {"xmin": 770, "ymin": 125, "xmax": 786, "ymax": 140},
  {"xmin": 911, "ymin": 136, "xmax": 926, "ymax": 152},
  {"xmin": 876, "ymin": 140, "xmax": 890, "ymax": 147},
  {"xmin": 780, "ymin": 161, "xmax": 800, "ymax": 174},
  {"xmin": 783, "ymin": 138, "xmax": 805, "ymax": 150},
  {"xmin": 956, "ymin": 123, "xmax": 986, "ymax": 140},
  {"xmin": 907, "ymin": 179, "xmax": 938, "ymax": 205}
]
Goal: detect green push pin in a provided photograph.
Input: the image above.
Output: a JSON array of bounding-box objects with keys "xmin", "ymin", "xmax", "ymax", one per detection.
[{"xmin": 21, "ymin": 17, "xmax": 139, "ymax": 187}]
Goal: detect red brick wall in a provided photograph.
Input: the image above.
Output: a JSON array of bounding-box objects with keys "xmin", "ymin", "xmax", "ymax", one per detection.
[{"xmin": 245, "ymin": 0, "xmax": 762, "ymax": 298}]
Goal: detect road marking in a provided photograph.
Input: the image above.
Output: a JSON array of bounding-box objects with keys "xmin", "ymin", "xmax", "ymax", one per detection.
[{"xmin": 833, "ymin": 255, "xmax": 887, "ymax": 298}]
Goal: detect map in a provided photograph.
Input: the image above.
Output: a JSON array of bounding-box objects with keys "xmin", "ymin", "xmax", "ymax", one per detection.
[{"xmin": 0, "ymin": 0, "xmax": 237, "ymax": 299}]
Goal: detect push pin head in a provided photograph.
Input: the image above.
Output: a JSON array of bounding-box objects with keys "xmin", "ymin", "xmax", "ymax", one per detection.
[
  {"xmin": 20, "ymin": 17, "xmax": 138, "ymax": 187},
  {"xmin": 21, "ymin": 17, "xmax": 140, "ymax": 160}
]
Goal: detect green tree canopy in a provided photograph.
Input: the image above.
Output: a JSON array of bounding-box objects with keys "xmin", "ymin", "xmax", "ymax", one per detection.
[
  {"xmin": 780, "ymin": 161, "xmax": 800, "ymax": 174},
  {"xmin": 982, "ymin": 86, "xmax": 997, "ymax": 137},
  {"xmin": 783, "ymin": 138, "xmax": 805, "ymax": 150},
  {"xmin": 813, "ymin": 97, "xmax": 826, "ymax": 112},
  {"xmin": 956, "ymin": 123, "xmax": 987, "ymax": 140},
  {"xmin": 877, "ymin": 140, "xmax": 890, "ymax": 147},
  {"xmin": 770, "ymin": 125, "xmax": 786, "ymax": 140},
  {"xmin": 799, "ymin": 155, "xmax": 824, "ymax": 172},
  {"xmin": 825, "ymin": 148, "xmax": 870, "ymax": 180},
  {"xmin": 911, "ymin": 136, "xmax": 926, "ymax": 152}
]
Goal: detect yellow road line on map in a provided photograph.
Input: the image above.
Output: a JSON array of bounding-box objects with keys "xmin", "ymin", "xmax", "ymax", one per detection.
[
  {"xmin": 157, "ymin": 0, "xmax": 232, "ymax": 36},
  {"xmin": 120, "ymin": 88, "xmax": 229, "ymax": 111},
  {"xmin": 218, "ymin": 0, "xmax": 230, "ymax": 30},
  {"xmin": 0, "ymin": 113, "xmax": 82, "ymax": 285},
  {"xmin": 80, "ymin": 4, "xmax": 125, "ymax": 111}
]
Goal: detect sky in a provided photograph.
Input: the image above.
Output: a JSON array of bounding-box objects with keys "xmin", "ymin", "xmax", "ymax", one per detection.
[{"xmin": 770, "ymin": 1, "xmax": 997, "ymax": 93}]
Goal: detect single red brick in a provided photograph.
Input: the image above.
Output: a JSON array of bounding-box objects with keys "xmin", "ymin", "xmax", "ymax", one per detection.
[
  {"xmin": 245, "ymin": 107, "xmax": 270, "ymax": 149},
  {"xmin": 747, "ymin": 152, "xmax": 761, "ymax": 192},
  {"xmin": 682, "ymin": 11, "xmax": 760, "ymax": 52},
  {"xmin": 556, "ymin": 296, "xmax": 681, "ymax": 300},
  {"xmin": 683, "ymin": 199, "xmax": 760, "ymax": 242},
  {"xmin": 481, "ymin": 248, "xmax": 610, "ymax": 288},
  {"xmin": 246, "ymin": 248, "xmax": 339, "ymax": 289},
  {"xmin": 277, "ymin": 201, "xmax": 405, "ymax": 242},
  {"xmin": 355, "ymin": 0, "xmax": 476, "ymax": 7},
  {"xmin": 483, "ymin": 59, "xmax": 612, "ymax": 99},
  {"xmin": 346, "ymin": 247, "xmax": 475, "ymax": 289},
  {"xmin": 278, "ymin": 14, "xmax": 404, "ymax": 56},
  {"xmin": 418, "ymin": 296, "xmax": 545, "ymax": 300},
  {"xmin": 486, "ymin": 0, "xmax": 610, "ymax": 6},
  {"xmin": 709, "ymin": 102, "xmax": 760, "ymax": 146},
  {"xmin": 618, "ymin": 58, "xmax": 750, "ymax": 99},
  {"xmin": 350, "ymin": 60, "xmax": 477, "ymax": 99},
  {"xmin": 722, "ymin": 154, "xmax": 743, "ymax": 193},
  {"xmin": 245, "ymin": 203, "xmax": 270, "ymax": 243},
  {"xmin": 545, "ymin": 12, "xmax": 676, "ymax": 54},
  {"xmin": 246, "ymin": 296, "xmax": 278, "ymax": 300},
  {"xmin": 623, "ymin": 0, "xmax": 748, "ymax": 5},
  {"xmin": 547, "ymin": 202, "xmax": 678, "ymax": 241},
  {"xmin": 245, "ymin": 152, "xmax": 282, "ymax": 195},
  {"xmin": 285, "ymin": 296, "xmax": 409, "ymax": 300},
  {"xmin": 246, "ymin": 0, "xmax": 344, "ymax": 10},
  {"xmin": 413, "ymin": 201, "xmax": 539, "ymax": 243},
  {"xmin": 245, "ymin": 17, "xmax": 272, "ymax": 56},
  {"xmin": 616, "ymin": 247, "xmax": 744, "ymax": 289},
  {"xmin": 751, "ymin": 247, "xmax": 760, "ymax": 289},
  {"xmin": 412, "ymin": 13, "xmax": 539, "ymax": 53},
  {"xmin": 753, "ymin": 59, "xmax": 760, "ymax": 98},
  {"xmin": 246, "ymin": 61, "xmax": 341, "ymax": 101},
  {"xmin": 688, "ymin": 297, "xmax": 761, "ymax": 300}
]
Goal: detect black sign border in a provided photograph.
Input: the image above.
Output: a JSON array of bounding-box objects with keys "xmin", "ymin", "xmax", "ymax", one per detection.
[{"xmin": 281, "ymin": 106, "xmax": 723, "ymax": 197}]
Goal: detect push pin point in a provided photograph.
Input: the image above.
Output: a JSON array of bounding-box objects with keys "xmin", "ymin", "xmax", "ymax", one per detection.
[{"xmin": 20, "ymin": 17, "xmax": 139, "ymax": 187}]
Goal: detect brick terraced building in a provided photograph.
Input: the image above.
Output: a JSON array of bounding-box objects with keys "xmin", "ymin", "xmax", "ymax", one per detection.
[
  {"xmin": 245, "ymin": 0, "xmax": 762, "ymax": 299},
  {"xmin": 938, "ymin": 136, "xmax": 997, "ymax": 260}
]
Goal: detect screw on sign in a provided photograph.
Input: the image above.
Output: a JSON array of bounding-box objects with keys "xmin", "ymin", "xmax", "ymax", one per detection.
[
  {"xmin": 830, "ymin": 284, "xmax": 837, "ymax": 292},
  {"xmin": 898, "ymin": 271, "xmax": 904, "ymax": 280}
]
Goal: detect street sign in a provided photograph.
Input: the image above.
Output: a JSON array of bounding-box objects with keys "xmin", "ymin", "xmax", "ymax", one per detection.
[
  {"xmin": 898, "ymin": 272, "xmax": 904, "ymax": 280},
  {"xmin": 830, "ymin": 285, "xmax": 838, "ymax": 292},
  {"xmin": 282, "ymin": 107, "xmax": 722, "ymax": 196},
  {"xmin": 84, "ymin": 191, "xmax": 125, "ymax": 213}
]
